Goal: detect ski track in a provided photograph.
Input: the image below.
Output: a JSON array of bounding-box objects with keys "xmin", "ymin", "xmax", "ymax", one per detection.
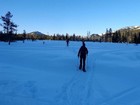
[
  {"xmin": 53, "ymin": 48, "xmax": 95, "ymax": 105},
  {"xmin": 53, "ymin": 45, "xmax": 119, "ymax": 105}
]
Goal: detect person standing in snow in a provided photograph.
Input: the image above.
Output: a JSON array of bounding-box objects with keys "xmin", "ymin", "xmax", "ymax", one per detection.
[
  {"xmin": 66, "ymin": 34, "xmax": 70, "ymax": 46},
  {"xmin": 66, "ymin": 38, "xmax": 69, "ymax": 46},
  {"xmin": 78, "ymin": 41, "xmax": 88, "ymax": 72}
]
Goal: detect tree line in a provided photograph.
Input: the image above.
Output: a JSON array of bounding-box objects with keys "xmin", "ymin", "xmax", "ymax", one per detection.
[
  {"xmin": 0, "ymin": 11, "xmax": 140, "ymax": 45},
  {"xmin": 101, "ymin": 28, "xmax": 140, "ymax": 44}
]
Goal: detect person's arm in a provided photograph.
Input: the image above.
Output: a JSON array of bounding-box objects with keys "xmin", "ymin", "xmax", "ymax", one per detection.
[{"xmin": 78, "ymin": 47, "xmax": 81, "ymax": 57}]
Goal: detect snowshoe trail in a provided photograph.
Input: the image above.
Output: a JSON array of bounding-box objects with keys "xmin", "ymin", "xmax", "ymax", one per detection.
[{"xmin": 54, "ymin": 55, "xmax": 95, "ymax": 105}]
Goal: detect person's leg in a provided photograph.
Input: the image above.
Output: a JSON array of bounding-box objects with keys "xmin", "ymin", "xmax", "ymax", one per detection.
[
  {"xmin": 79, "ymin": 56, "xmax": 82, "ymax": 69},
  {"xmin": 83, "ymin": 56, "xmax": 86, "ymax": 72}
]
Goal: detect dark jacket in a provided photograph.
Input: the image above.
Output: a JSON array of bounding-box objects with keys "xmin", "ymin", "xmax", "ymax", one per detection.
[{"xmin": 78, "ymin": 45, "xmax": 88, "ymax": 57}]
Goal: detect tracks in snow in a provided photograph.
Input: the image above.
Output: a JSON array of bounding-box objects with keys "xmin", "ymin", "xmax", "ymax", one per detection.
[
  {"xmin": 53, "ymin": 46, "xmax": 124, "ymax": 105},
  {"xmin": 54, "ymin": 55, "xmax": 95, "ymax": 105}
]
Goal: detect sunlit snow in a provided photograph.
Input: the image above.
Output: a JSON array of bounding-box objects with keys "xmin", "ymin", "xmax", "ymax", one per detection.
[{"xmin": 0, "ymin": 40, "xmax": 140, "ymax": 105}]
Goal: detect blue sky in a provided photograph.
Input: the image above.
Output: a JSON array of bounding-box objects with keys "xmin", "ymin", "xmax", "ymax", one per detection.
[{"xmin": 0, "ymin": 0, "xmax": 140, "ymax": 35}]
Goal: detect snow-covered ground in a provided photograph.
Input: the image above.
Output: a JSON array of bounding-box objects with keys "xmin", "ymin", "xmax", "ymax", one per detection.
[{"xmin": 0, "ymin": 40, "xmax": 140, "ymax": 105}]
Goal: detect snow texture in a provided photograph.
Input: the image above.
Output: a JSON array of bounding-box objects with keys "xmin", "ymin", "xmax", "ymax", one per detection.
[{"xmin": 0, "ymin": 40, "xmax": 140, "ymax": 105}]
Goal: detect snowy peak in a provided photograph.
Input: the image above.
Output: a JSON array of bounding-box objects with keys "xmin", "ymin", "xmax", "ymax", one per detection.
[{"xmin": 119, "ymin": 26, "xmax": 140, "ymax": 30}]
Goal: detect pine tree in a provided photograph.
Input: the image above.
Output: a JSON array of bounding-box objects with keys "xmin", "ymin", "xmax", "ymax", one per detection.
[
  {"xmin": 134, "ymin": 34, "xmax": 137, "ymax": 44},
  {"xmin": 105, "ymin": 28, "xmax": 108, "ymax": 42},
  {"xmin": 112, "ymin": 31, "xmax": 119, "ymax": 43},
  {"xmin": 73, "ymin": 33, "xmax": 76, "ymax": 41},
  {"xmin": 1, "ymin": 11, "xmax": 18, "ymax": 45},
  {"xmin": 117, "ymin": 31, "xmax": 121, "ymax": 42},
  {"xmin": 23, "ymin": 30, "xmax": 26, "ymax": 43},
  {"xmin": 138, "ymin": 33, "xmax": 140, "ymax": 44}
]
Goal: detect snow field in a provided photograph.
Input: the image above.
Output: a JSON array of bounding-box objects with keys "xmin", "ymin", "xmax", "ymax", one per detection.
[{"xmin": 0, "ymin": 40, "xmax": 140, "ymax": 105}]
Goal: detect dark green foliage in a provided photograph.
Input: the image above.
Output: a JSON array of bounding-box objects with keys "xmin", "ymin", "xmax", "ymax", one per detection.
[
  {"xmin": 101, "ymin": 27, "xmax": 140, "ymax": 44},
  {"xmin": 0, "ymin": 11, "xmax": 18, "ymax": 45},
  {"xmin": 23, "ymin": 30, "xmax": 26, "ymax": 43},
  {"xmin": 138, "ymin": 33, "xmax": 140, "ymax": 43}
]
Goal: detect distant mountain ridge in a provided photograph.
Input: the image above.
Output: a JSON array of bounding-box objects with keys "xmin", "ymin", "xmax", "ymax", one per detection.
[
  {"xmin": 29, "ymin": 31, "xmax": 45, "ymax": 35},
  {"xmin": 118, "ymin": 26, "xmax": 140, "ymax": 31}
]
